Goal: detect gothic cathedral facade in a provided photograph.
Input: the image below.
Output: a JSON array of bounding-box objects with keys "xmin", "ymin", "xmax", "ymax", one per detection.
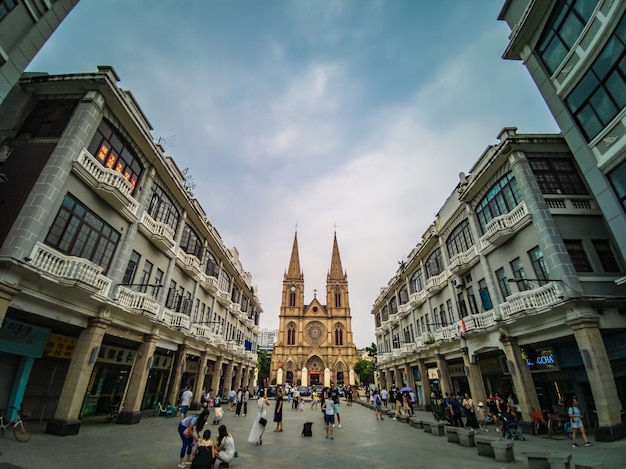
[{"xmin": 270, "ymin": 232, "xmax": 358, "ymax": 387}]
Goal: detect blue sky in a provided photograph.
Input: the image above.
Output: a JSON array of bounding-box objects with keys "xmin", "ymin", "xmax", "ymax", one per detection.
[{"xmin": 29, "ymin": 0, "xmax": 559, "ymax": 348}]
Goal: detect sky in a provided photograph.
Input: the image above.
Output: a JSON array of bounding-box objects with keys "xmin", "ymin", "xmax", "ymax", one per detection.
[{"xmin": 28, "ymin": 0, "xmax": 559, "ymax": 348}]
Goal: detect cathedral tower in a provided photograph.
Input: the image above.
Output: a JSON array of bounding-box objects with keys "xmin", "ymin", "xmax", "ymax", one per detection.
[{"xmin": 270, "ymin": 232, "xmax": 357, "ymax": 388}]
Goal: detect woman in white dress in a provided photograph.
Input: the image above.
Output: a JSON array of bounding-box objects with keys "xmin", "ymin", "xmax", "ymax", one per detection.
[{"xmin": 248, "ymin": 389, "xmax": 270, "ymax": 445}]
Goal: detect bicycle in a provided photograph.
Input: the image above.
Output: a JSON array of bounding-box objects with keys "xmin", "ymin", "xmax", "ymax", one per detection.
[{"xmin": 0, "ymin": 406, "xmax": 32, "ymax": 442}]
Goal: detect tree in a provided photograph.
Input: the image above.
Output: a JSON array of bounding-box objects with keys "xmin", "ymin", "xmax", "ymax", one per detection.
[
  {"xmin": 256, "ymin": 349, "xmax": 270, "ymax": 388},
  {"xmin": 365, "ymin": 342, "xmax": 377, "ymax": 367},
  {"xmin": 353, "ymin": 358, "xmax": 375, "ymax": 385}
]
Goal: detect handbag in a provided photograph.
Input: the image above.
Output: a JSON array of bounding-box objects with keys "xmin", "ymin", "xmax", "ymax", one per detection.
[
  {"xmin": 183, "ymin": 427, "xmax": 192, "ymax": 438},
  {"xmin": 259, "ymin": 417, "xmax": 267, "ymax": 426}
]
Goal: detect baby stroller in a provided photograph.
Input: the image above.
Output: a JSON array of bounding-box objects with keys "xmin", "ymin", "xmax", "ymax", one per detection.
[{"xmin": 502, "ymin": 413, "xmax": 525, "ymax": 440}]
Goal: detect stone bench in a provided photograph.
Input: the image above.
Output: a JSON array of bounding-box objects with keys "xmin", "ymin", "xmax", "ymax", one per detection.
[
  {"xmin": 423, "ymin": 420, "xmax": 446, "ymax": 436},
  {"xmin": 446, "ymin": 426, "xmax": 461, "ymax": 443},
  {"xmin": 457, "ymin": 427, "xmax": 476, "ymax": 447},
  {"xmin": 409, "ymin": 417, "xmax": 423, "ymax": 429},
  {"xmin": 397, "ymin": 413, "xmax": 410, "ymax": 423},
  {"xmin": 475, "ymin": 436, "xmax": 514, "ymax": 463},
  {"xmin": 526, "ymin": 451, "xmax": 572, "ymax": 469}
]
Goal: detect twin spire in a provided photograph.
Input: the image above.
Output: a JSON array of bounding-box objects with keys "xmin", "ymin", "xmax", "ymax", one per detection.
[{"xmin": 285, "ymin": 230, "xmax": 345, "ymax": 281}]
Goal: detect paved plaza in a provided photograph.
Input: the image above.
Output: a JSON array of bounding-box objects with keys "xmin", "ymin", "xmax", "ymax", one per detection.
[{"xmin": 1, "ymin": 398, "xmax": 624, "ymax": 469}]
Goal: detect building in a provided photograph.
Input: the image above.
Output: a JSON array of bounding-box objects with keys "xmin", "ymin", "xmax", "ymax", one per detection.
[
  {"xmin": 0, "ymin": 66, "xmax": 261, "ymax": 435},
  {"xmin": 0, "ymin": 0, "xmax": 79, "ymax": 105},
  {"xmin": 498, "ymin": 0, "xmax": 626, "ymax": 286},
  {"xmin": 258, "ymin": 328, "xmax": 277, "ymax": 348},
  {"xmin": 270, "ymin": 232, "xmax": 358, "ymax": 387},
  {"xmin": 373, "ymin": 128, "xmax": 626, "ymax": 441}
]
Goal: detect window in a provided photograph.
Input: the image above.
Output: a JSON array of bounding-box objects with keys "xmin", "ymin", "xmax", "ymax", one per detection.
[
  {"xmin": 287, "ymin": 324, "xmax": 296, "ymax": 345},
  {"xmin": 45, "ymin": 194, "xmax": 120, "ymax": 274},
  {"xmin": 138, "ymin": 260, "xmax": 153, "ymax": 293},
  {"xmin": 565, "ymin": 12, "xmax": 626, "ymax": 140},
  {"xmin": 147, "ymin": 184, "xmax": 180, "ymax": 233},
  {"xmin": 122, "ymin": 251, "xmax": 140, "ymax": 286},
  {"xmin": 446, "ymin": 219, "xmax": 474, "ymax": 258},
  {"xmin": 398, "ymin": 285, "xmax": 409, "ymax": 304},
  {"xmin": 289, "ymin": 285, "xmax": 296, "ymax": 307},
  {"xmin": 538, "ymin": 0, "xmax": 599, "ymax": 75},
  {"xmin": 527, "ymin": 153, "xmax": 588, "ymax": 195},
  {"xmin": 475, "ymin": 172, "xmax": 522, "ymax": 233},
  {"xmin": 496, "ymin": 268, "xmax": 512, "ymax": 299},
  {"xmin": 334, "ymin": 285, "xmax": 341, "ymax": 307},
  {"xmin": 0, "ymin": 0, "xmax": 18, "ymax": 21},
  {"xmin": 375, "ymin": 314, "xmax": 381, "ymax": 328},
  {"xmin": 528, "ymin": 246, "xmax": 550, "ymax": 283},
  {"xmin": 564, "ymin": 240, "xmax": 593, "ymax": 272},
  {"xmin": 592, "ymin": 240, "xmax": 621, "ymax": 272},
  {"xmin": 509, "ymin": 257, "xmax": 530, "ymax": 291},
  {"xmin": 87, "ymin": 119, "xmax": 144, "ymax": 192},
  {"xmin": 389, "ymin": 297, "xmax": 398, "ymax": 314},
  {"xmin": 439, "ymin": 303, "xmax": 447, "ymax": 326},
  {"xmin": 165, "ymin": 280, "xmax": 177, "ymax": 309},
  {"xmin": 409, "ymin": 268, "xmax": 424, "ymax": 293},
  {"xmin": 381, "ymin": 306, "xmax": 388, "ymax": 322},
  {"xmin": 334, "ymin": 326, "xmax": 344, "ymax": 346},
  {"xmin": 231, "ymin": 285, "xmax": 240, "ymax": 304},
  {"xmin": 218, "ymin": 269, "xmax": 231, "ymax": 293},
  {"xmin": 180, "ymin": 224, "xmax": 203, "ymax": 260},
  {"xmin": 425, "ymin": 248, "xmax": 444, "ymax": 278},
  {"xmin": 446, "ymin": 299, "xmax": 454, "ymax": 324},
  {"xmin": 467, "ymin": 286, "xmax": 479, "ymax": 315},
  {"xmin": 608, "ymin": 160, "xmax": 626, "ymax": 211},
  {"xmin": 457, "ymin": 292, "xmax": 468, "ymax": 318},
  {"xmin": 205, "ymin": 251, "xmax": 220, "ymax": 278},
  {"xmin": 153, "ymin": 269, "xmax": 164, "ymax": 298},
  {"xmin": 18, "ymin": 99, "xmax": 79, "ymax": 139},
  {"xmin": 478, "ymin": 279, "xmax": 493, "ymax": 311}
]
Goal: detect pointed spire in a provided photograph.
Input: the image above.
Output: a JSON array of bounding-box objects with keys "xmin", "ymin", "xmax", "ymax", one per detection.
[
  {"xmin": 286, "ymin": 231, "xmax": 302, "ymax": 278},
  {"xmin": 328, "ymin": 231, "xmax": 344, "ymax": 279}
]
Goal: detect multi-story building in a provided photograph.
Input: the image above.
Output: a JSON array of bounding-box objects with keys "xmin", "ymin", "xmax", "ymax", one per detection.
[
  {"xmin": 258, "ymin": 328, "xmax": 277, "ymax": 348},
  {"xmin": 498, "ymin": 0, "xmax": 626, "ymax": 285},
  {"xmin": 373, "ymin": 128, "xmax": 625, "ymax": 441},
  {"xmin": 0, "ymin": 66, "xmax": 262, "ymax": 435}
]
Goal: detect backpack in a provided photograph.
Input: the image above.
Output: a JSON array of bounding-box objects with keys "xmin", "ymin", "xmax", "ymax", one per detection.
[
  {"xmin": 302, "ymin": 421, "xmax": 313, "ymax": 437},
  {"xmin": 190, "ymin": 446, "xmax": 213, "ymax": 469},
  {"xmin": 374, "ymin": 394, "xmax": 381, "ymax": 405}
]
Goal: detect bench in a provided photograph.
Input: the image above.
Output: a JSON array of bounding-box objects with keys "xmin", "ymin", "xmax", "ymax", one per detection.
[
  {"xmin": 446, "ymin": 426, "xmax": 460, "ymax": 443},
  {"xmin": 397, "ymin": 414, "xmax": 410, "ymax": 423},
  {"xmin": 475, "ymin": 436, "xmax": 514, "ymax": 462},
  {"xmin": 457, "ymin": 427, "xmax": 476, "ymax": 447},
  {"xmin": 409, "ymin": 417, "xmax": 423, "ymax": 429},
  {"xmin": 423, "ymin": 420, "xmax": 446, "ymax": 436},
  {"xmin": 526, "ymin": 452, "xmax": 572, "ymax": 469}
]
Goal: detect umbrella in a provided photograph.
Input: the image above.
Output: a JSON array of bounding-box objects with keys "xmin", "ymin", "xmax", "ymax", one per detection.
[{"xmin": 400, "ymin": 386, "xmax": 413, "ymax": 393}]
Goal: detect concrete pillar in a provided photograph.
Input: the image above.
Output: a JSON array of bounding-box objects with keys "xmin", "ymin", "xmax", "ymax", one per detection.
[
  {"xmin": 568, "ymin": 314, "xmax": 622, "ymax": 433},
  {"xmin": 47, "ymin": 316, "xmax": 110, "ymax": 434},
  {"xmin": 500, "ymin": 336, "xmax": 541, "ymax": 422},
  {"xmin": 417, "ymin": 360, "xmax": 431, "ymax": 408},
  {"xmin": 403, "ymin": 364, "xmax": 412, "ymax": 386},
  {"xmin": 0, "ymin": 283, "xmax": 19, "ymax": 326},
  {"xmin": 223, "ymin": 360, "xmax": 235, "ymax": 394},
  {"xmin": 435, "ymin": 354, "xmax": 452, "ymax": 396},
  {"xmin": 233, "ymin": 361, "xmax": 242, "ymax": 390},
  {"xmin": 462, "ymin": 348, "xmax": 487, "ymax": 403},
  {"xmin": 193, "ymin": 351, "xmax": 208, "ymax": 404},
  {"xmin": 167, "ymin": 344, "xmax": 188, "ymax": 405},
  {"xmin": 120, "ymin": 334, "xmax": 158, "ymax": 423},
  {"xmin": 211, "ymin": 356, "xmax": 223, "ymax": 395},
  {"xmin": 392, "ymin": 366, "xmax": 401, "ymax": 388}
]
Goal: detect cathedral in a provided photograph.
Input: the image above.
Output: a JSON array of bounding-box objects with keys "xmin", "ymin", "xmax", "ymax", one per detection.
[{"xmin": 270, "ymin": 232, "xmax": 358, "ymax": 387}]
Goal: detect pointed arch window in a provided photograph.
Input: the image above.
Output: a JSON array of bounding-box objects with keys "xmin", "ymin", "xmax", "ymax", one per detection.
[
  {"xmin": 334, "ymin": 285, "xmax": 341, "ymax": 307},
  {"xmin": 289, "ymin": 285, "xmax": 296, "ymax": 307},
  {"xmin": 287, "ymin": 324, "xmax": 296, "ymax": 345},
  {"xmin": 334, "ymin": 325, "xmax": 344, "ymax": 346}
]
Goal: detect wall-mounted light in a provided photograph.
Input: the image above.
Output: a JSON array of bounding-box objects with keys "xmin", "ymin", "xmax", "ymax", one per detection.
[{"xmin": 89, "ymin": 346, "xmax": 100, "ymax": 364}]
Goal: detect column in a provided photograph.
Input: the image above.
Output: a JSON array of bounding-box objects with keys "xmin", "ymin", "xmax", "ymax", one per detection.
[
  {"xmin": 119, "ymin": 334, "xmax": 159, "ymax": 424},
  {"xmin": 223, "ymin": 360, "xmax": 235, "ymax": 395},
  {"xmin": 435, "ymin": 354, "xmax": 452, "ymax": 396},
  {"xmin": 403, "ymin": 364, "xmax": 412, "ymax": 386},
  {"xmin": 567, "ymin": 314, "xmax": 622, "ymax": 437},
  {"xmin": 500, "ymin": 336, "xmax": 541, "ymax": 422},
  {"xmin": 0, "ymin": 283, "xmax": 19, "ymax": 325},
  {"xmin": 233, "ymin": 361, "xmax": 243, "ymax": 389},
  {"xmin": 462, "ymin": 348, "xmax": 487, "ymax": 402},
  {"xmin": 47, "ymin": 316, "xmax": 110, "ymax": 435},
  {"xmin": 194, "ymin": 351, "xmax": 209, "ymax": 405},
  {"xmin": 210, "ymin": 356, "xmax": 223, "ymax": 395},
  {"xmin": 167, "ymin": 344, "xmax": 188, "ymax": 405},
  {"xmin": 417, "ymin": 360, "xmax": 431, "ymax": 409}
]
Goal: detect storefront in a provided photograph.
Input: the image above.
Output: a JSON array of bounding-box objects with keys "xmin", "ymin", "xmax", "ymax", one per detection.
[
  {"xmin": 141, "ymin": 351, "xmax": 174, "ymax": 410},
  {"xmin": 427, "ymin": 367, "xmax": 440, "ymax": 397},
  {"xmin": 478, "ymin": 353, "xmax": 514, "ymax": 398},
  {"xmin": 449, "ymin": 361, "xmax": 469, "ymax": 396}
]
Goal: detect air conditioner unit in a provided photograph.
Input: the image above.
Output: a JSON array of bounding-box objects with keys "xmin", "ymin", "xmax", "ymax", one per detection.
[{"xmin": 452, "ymin": 277, "xmax": 464, "ymax": 288}]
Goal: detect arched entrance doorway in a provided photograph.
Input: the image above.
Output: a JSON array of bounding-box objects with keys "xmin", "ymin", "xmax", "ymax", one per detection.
[{"xmin": 306, "ymin": 356, "xmax": 324, "ymax": 386}]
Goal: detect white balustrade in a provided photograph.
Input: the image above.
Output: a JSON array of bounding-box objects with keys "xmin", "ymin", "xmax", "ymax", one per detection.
[{"xmin": 499, "ymin": 282, "xmax": 562, "ymax": 319}]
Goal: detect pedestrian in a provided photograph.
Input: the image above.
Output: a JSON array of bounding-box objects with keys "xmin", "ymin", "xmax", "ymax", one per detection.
[
  {"xmin": 177, "ymin": 412, "xmax": 199, "ymax": 468},
  {"xmin": 212, "ymin": 401, "xmax": 224, "ymax": 425},
  {"xmin": 196, "ymin": 403, "xmax": 211, "ymax": 435},
  {"xmin": 568, "ymin": 397, "xmax": 592, "ymax": 447},
  {"xmin": 331, "ymin": 384, "xmax": 342, "ymax": 427},
  {"xmin": 322, "ymin": 391, "xmax": 335, "ymax": 439},
  {"xmin": 235, "ymin": 387, "xmax": 243, "ymax": 417},
  {"xmin": 273, "ymin": 386, "xmax": 284, "ymax": 432},
  {"xmin": 180, "ymin": 385, "xmax": 193, "ymax": 420},
  {"xmin": 373, "ymin": 389, "xmax": 384, "ymax": 420},
  {"xmin": 293, "ymin": 387, "xmax": 300, "ymax": 410},
  {"xmin": 311, "ymin": 389, "xmax": 319, "ymax": 409},
  {"xmin": 462, "ymin": 392, "xmax": 479, "ymax": 430},
  {"xmin": 487, "ymin": 394, "xmax": 501, "ymax": 432},
  {"xmin": 190, "ymin": 429, "xmax": 215, "ymax": 469},
  {"xmin": 381, "ymin": 387, "xmax": 388, "ymax": 408},
  {"xmin": 477, "ymin": 401, "xmax": 488, "ymax": 432},
  {"xmin": 227, "ymin": 389, "xmax": 236, "ymax": 411},
  {"xmin": 213, "ymin": 424, "xmax": 236, "ymax": 468},
  {"xmin": 346, "ymin": 385, "xmax": 353, "ymax": 406},
  {"xmin": 248, "ymin": 389, "xmax": 269, "ymax": 445},
  {"xmin": 395, "ymin": 389, "xmax": 405, "ymax": 417},
  {"xmin": 242, "ymin": 386, "xmax": 249, "ymax": 417},
  {"xmin": 408, "ymin": 390, "xmax": 416, "ymax": 415},
  {"xmin": 449, "ymin": 393, "xmax": 464, "ymax": 427}
]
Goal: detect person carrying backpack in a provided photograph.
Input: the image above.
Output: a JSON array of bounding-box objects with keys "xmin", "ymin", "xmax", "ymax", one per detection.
[{"xmin": 373, "ymin": 390, "xmax": 384, "ymax": 420}]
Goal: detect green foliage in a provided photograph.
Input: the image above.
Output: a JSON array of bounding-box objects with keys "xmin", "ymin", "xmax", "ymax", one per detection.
[
  {"xmin": 365, "ymin": 342, "xmax": 377, "ymax": 366},
  {"xmin": 256, "ymin": 349, "xmax": 270, "ymax": 386},
  {"xmin": 353, "ymin": 358, "xmax": 375, "ymax": 385}
]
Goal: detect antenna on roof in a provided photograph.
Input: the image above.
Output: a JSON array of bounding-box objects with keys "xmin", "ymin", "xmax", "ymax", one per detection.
[{"xmin": 154, "ymin": 135, "xmax": 176, "ymax": 148}]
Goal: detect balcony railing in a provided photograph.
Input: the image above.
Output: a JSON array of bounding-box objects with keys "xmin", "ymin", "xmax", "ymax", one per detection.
[
  {"xmin": 479, "ymin": 202, "xmax": 531, "ymax": 252},
  {"xmin": 463, "ymin": 311, "xmax": 497, "ymax": 332},
  {"xmin": 192, "ymin": 324, "xmax": 212, "ymax": 340},
  {"xmin": 499, "ymin": 282, "xmax": 563, "ymax": 320},
  {"xmin": 139, "ymin": 212, "xmax": 176, "ymax": 256},
  {"xmin": 433, "ymin": 324, "xmax": 458, "ymax": 342},
  {"xmin": 115, "ymin": 286, "xmax": 160, "ymax": 317},
  {"xmin": 426, "ymin": 271, "xmax": 448, "ymax": 294},
  {"xmin": 176, "ymin": 249, "xmax": 202, "ymax": 279},
  {"xmin": 163, "ymin": 310, "xmax": 191, "ymax": 330},
  {"xmin": 72, "ymin": 149, "xmax": 139, "ymax": 220},
  {"xmin": 200, "ymin": 273, "xmax": 219, "ymax": 294},
  {"xmin": 448, "ymin": 245, "xmax": 479, "ymax": 276},
  {"xmin": 544, "ymin": 195, "xmax": 599, "ymax": 214},
  {"xmin": 29, "ymin": 242, "xmax": 111, "ymax": 296},
  {"xmin": 398, "ymin": 302, "xmax": 411, "ymax": 318},
  {"xmin": 410, "ymin": 290, "xmax": 427, "ymax": 308}
]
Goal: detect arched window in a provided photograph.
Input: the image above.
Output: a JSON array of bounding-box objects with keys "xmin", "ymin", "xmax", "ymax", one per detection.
[
  {"xmin": 287, "ymin": 324, "xmax": 296, "ymax": 345},
  {"xmin": 334, "ymin": 325, "xmax": 344, "ymax": 346},
  {"xmin": 334, "ymin": 285, "xmax": 341, "ymax": 307},
  {"xmin": 289, "ymin": 285, "xmax": 296, "ymax": 307}
]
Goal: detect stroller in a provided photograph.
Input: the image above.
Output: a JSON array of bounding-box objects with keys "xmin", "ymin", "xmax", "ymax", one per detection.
[{"xmin": 502, "ymin": 412, "xmax": 525, "ymax": 440}]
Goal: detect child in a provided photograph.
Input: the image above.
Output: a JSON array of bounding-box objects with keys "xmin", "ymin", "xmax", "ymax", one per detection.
[
  {"xmin": 213, "ymin": 402, "xmax": 224, "ymax": 425},
  {"xmin": 477, "ymin": 401, "xmax": 488, "ymax": 432}
]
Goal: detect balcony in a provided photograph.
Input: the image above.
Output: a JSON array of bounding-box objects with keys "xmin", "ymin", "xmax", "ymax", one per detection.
[
  {"xmin": 448, "ymin": 245, "xmax": 479, "ymax": 276},
  {"xmin": 410, "ymin": 290, "xmax": 427, "ymax": 308},
  {"xmin": 388, "ymin": 312, "xmax": 399, "ymax": 326},
  {"xmin": 139, "ymin": 212, "xmax": 176, "ymax": 257},
  {"xmin": 426, "ymin": 271, "xmax": 448, "ymax": 295},
  {"xmin": 115, "ymin": 286, "xmax": 160, "ymax": 317},
  {"xmin": 200, "ymin": 273, "xmax": 219, "ymax": 295},
  {"xmin": 463, "ymin": 311, "xmax": 497, "ymax": 332},
  {"xmin": 499, "ymin": 282, "xmax": 563, "ymax": 320},
  {"xmin": 72, "ymin": 149, "xmax": 139, "ymax": 221},
  {"xmin": 216, "ymin": 290, "xmax": 231, "ymax": 307},
  {"xmin": 544, "ymin": 195, "xmax": 600, "ymax": 215},
  {"xmin": 176, "ymin": 249, "xmax": 202, "ymax": 280},
  {"xmin": 191, "ymin": 324, "xmax": 212, "ymax": 340},
  {"xmin": 398, "ymin": 302, "xmax": 411, "ymax": 318},
  {"xmin": 29, "ymin": 242, "xmax": 111, "ymax": 296},
  {"xmin": 479, "ymin": 202, "xmax": 531, "ymax": 252},
  {"xmin": 162, "ymin": 310, "xmax": 190, "ymax": 331},
  {"xmin": 433, "ymin": 324, "xmax": 459, "ymax": 342}
]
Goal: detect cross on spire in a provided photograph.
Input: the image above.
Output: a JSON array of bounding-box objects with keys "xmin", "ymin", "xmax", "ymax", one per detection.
[{"xmin": 313, "ymin": 288, "xmax": 317, "ymax": 298}]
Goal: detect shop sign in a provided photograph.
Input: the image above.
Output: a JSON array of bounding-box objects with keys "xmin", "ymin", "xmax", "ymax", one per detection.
[
  {"xmin": 44, "ymin": 333, "xmax": 77, "ymax": 359},
  {"xmin": 0, "ymin": 318, "xmax": 50, "ymax": 357},
  {"xmin": 522, "ymin": 346, "xmax": 559, "ymax": 372},
  {"xmin": 448, "ymin": 364, "xmax": 465, "ymax": 377},
  {"xmin": 151, "ymin": 354, "xmax": 173, "ymax": 370},
  {"xmin": 185, "ymin": 359, "xmax": 199, "ymax": 374},
  {"xmin": 98, "ymin": 345, "xmax": 136, "ymax": 365},
  {"xmin": 427, "ymin": 368, "xmax": 439, "ymax": 380}
]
